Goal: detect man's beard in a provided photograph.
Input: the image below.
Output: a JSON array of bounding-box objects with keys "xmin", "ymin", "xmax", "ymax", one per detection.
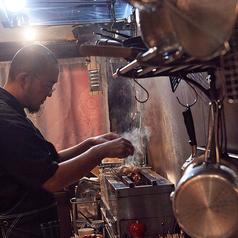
[{"xmin": 26, "ymin": 105, "xmax": 41, "ymax": 114}]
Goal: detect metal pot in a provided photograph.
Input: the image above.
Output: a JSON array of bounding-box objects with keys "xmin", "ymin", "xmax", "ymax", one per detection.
[
  {"xmin": 132, "ymin": 0, "xmax": 237, "ymax": 59},
  {"xmin": 135, "ymin": 3, "xmax": 183, "ymax": 62},
  {"xmin": 171, "ymin": 101, "xmax": 238, "ymax": 238},
  {"xmin": 165, "ymin": 0, "xmax": 238, "ymax": 59}
]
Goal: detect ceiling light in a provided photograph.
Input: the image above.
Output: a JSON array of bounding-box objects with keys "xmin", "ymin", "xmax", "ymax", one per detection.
[{"xmin": 4, "ymin": 0, "xmax": 26, "ymax": 13}]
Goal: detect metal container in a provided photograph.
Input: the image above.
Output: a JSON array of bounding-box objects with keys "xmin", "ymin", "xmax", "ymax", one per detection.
[
  {"xmin": 99, "ymin": 168, "xmax": 176, "ymax": 238},
  {"xmin": 171, "ymin": 161, "xmax": 238, "ymax": 238},
  {"xmin": 71, "ymin": 177, "xmax": 102, "ymax": 235},
  {"xmin": 71, "ymin": 198, "xmax": 101, "ymax": 235},
  {"xmin": 171, "ymin": 101, "xmax": 238, "ymax": 238},
  {"xmin": 135, "ymin": 5, "xmax": 183, "ymax": 63}
]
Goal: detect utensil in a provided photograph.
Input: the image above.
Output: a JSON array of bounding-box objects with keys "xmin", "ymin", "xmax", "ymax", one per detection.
[
  {"xmin": 135, "ymin": 4, "xmax": 183, "ymax": 62},
  {"xmin": 171, "ymin": 101, "xmax": 238, "ymax": 238},
  {"xmin": 95, "ymin": 29, "xmax": 147, "ymax": 50},
  {"xmin": 166, "ymin": 0, "xmax": 238, "ymax": 59},
  {"xmin": 80, "ymin": 44, "xmax": 145, "ymax": 60}
]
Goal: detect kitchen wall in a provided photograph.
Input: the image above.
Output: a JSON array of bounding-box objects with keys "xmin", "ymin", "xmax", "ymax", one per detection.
[
  {"xmin": 139, "ymin": 76, "xmax": 209, "ymax": 185},
  {"xmin": 106, "ymin": 62, "xmax": 238, "ymax": 185}
]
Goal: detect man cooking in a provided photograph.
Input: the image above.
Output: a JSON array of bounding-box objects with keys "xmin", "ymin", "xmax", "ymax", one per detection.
[{"xmin": 0, "ymin": 44, "xmax": 134, "ymax": 238}]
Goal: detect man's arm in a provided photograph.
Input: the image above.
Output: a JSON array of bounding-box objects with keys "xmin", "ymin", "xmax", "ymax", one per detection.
[
  {"xmin": 41, "ymin": 136, "xmax": 134, "ymax": 193},
  {"xmin": 57, "ymin": 132, "xmax": 122, "ymax": 162}
]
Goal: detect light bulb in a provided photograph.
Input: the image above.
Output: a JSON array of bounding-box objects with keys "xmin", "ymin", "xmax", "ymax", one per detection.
[{"xmin": 4, "ymin": 0, "xmax": 26, "ymax": 12}]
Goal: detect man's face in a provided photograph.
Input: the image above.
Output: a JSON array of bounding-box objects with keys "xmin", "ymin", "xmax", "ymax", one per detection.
[{"xmin": 24, "ymin": 62, "xmax": 59, "ymax": 114}]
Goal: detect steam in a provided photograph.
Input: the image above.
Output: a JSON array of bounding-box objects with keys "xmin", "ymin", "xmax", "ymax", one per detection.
[{"xmin": 121, "ymin": 127, "xmax": 151, "ymax": 165}]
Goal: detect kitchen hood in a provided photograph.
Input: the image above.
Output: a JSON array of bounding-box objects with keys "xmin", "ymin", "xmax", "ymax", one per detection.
[{"xmin": 0, "ymin": 0, "xmax": 132, "ymax": 28}]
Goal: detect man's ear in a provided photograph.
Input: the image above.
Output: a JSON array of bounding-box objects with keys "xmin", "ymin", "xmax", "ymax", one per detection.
[{"xmin": 17, "ymin": 72, "xmax": 30, "ymax": 89}]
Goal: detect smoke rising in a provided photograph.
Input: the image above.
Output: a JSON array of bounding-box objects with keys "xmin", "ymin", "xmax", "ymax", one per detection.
[{"xmin": 121, "ymin": 127, "xmax": 151, "ymax": 165}]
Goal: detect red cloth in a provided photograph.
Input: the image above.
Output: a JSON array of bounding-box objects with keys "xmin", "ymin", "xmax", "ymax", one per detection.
[{"xmin": 28, "ymin": 58, "xmax": 109, "ymax": 151}]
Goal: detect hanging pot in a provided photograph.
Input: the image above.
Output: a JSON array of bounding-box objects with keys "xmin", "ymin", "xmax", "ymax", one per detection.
[
  {"xmin": 132, "ymin": 0, "xmax": 237, "ymax": 60},
  {"xmin": 171, "ymin": 101, "xmax": 238, "ymax": 238},
  {"xmin": 135, "ymin": 2, "xmax": 183, "ymax": 63},
  {"xmin": 165, "ymin": 0, "xmax": 238, "ymax": 59}
]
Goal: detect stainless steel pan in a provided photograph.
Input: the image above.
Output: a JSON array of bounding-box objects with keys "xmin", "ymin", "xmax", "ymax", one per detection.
[{"xmin": 171, "ymin": 101, "xmax": 238, "ymax": 238}]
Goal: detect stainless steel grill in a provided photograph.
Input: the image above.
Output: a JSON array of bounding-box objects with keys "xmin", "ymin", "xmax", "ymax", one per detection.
[{"xmin": 99, "ymin": 168, "xmax": 176, "ymax": 238}]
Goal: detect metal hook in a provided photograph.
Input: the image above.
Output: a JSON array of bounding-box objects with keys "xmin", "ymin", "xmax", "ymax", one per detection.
[
  {"xmin": 133, "ymin": 77, "xmax": 149, "ymax": 103},
  {"xmin": 176, "ymin": 80, "xmax": 198, "ymax": 108}
]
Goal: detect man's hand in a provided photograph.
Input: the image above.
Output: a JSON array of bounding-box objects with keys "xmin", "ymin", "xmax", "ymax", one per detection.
[
  {"xmin": 97, "ymin": 135, "xmax": 135, "ymax": 159},
  {"xmin": 92, "ymin": 132, "xmax": 121, "ymax": 145}
]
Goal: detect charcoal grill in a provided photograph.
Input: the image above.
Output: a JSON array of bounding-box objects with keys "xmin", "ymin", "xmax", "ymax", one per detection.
[{"xmin": 99, "ymin": 168, "xmax": 176, "ymax": 238}]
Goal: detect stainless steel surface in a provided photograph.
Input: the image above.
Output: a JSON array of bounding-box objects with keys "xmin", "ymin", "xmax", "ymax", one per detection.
[
  {"xmin": 71, "ymin": 178, "xmax": 101, "ymax": 235},
  {"xmin": 172, "ymin": 162, "xmax": 238, "ymax": 238},
  {"xmin": 71, "ymin": 198, "xmax": 101, "ymax": 235},
  {"xmin": 99, "ymin": 168, "xmax": 176, "ymax": 238},
  {"xmin": 135, "ymin": 5, "xmax": 182, "ymax": 58},
  {"xmin": 112, "ymin": 47, "xmax": 161, "ymax": 78},
  {"xmin": 166, "ymin": 0, "xmax": 238, "ymax": 59},
  {"xmin": 172, "ymin": 101, "xmax": 238, "ymax": 238}
]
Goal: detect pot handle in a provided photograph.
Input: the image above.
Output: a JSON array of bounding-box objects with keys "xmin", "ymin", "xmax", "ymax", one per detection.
[
  {"xmin": 204, "ymin": 101, "xmax": 221, "ymax": 164},
  {"xmin": 80, "ymin": 44, "xmax": 142, "ymax": 59},
  {"xmin": 183, "ymin": 106, "xmax": 197, "ymax": 157},
  {"xmin": 214, "ymin": 101, "xmax": 220, "ymax": 164}
]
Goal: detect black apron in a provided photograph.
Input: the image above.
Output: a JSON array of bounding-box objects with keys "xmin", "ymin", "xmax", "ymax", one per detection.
[{"xmin": 0, "ymin": 191, "xmax": 60, "ymax": 238}]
